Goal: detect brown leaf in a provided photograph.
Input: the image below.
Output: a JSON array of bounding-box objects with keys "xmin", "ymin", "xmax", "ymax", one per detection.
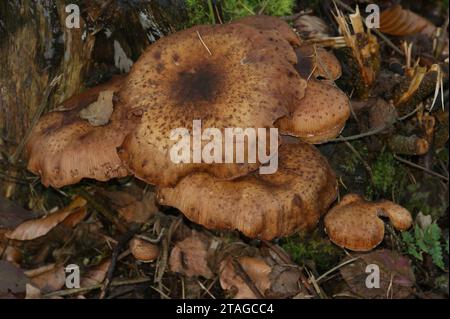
[
  {"xmin": 117, "ymin": 192, "xmax": 157, "ymax": 224},
  {"xmin": 2, "ymin": 245, "xmax": 22, "ymax": 264},
  {"xmin": 24, "ymin": 263, "xmax": 66, "ymax": 293},
  {"xmin": 339, "ymin": 249, "xmax": 415, "ymax": 299},
  {"xmin": 0, "ymin": 260, "xmax": 29, "ymax": 298},
  {"xmin": 81, "ymin": 259, "xmax": 111, "ymax": 288},
  {"xmin": 6, "ymin": 197, "xmax": 87, "ymax": 241},
  {"xmin": 0, "ymin": 196, "xmax": 39, "ymax": 229},
  {"xmin": 169, "ymin": 231, "xmax": 214, "ymax": 279},
  {"xmin": 102, "ymin": 189, "xmax": 157, "ymax": 224},
  {"xmin": 219, "ymin": 256, "xmax": 271, "ymax": 299},
  {"xmin": 61, "ymin": 205, "xmax": 88, "ymax": 228},
  {"xmin": 380, "ymin": 5, "xmax": 436, "ymax": 37},
  {"xmin": 219, "ymin": 255, "xmax": 303, "ymax": 299},
  {"xmin": 25, "ymin": 284, "xmax": 42, "ymax": 299}
]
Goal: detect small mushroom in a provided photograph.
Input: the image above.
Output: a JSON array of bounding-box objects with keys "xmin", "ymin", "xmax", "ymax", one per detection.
[
  {"xmin": 324, "ymin": 194, "xmax": 413, "ymax": 251},
  {"xmin": 118, "ymin": 22, "xmax": 306, "ymax": 187},
  {"xmin": 129, "ymin": 237, "xmax": 160, "ymax": 262},
  {"xmin": 276, "ymin": 80, "xmax": 351, "ymax": 144},
  {"xmin": 26, "ymin": 76, "xmax": 135, "ymax": 188},
  {"xmin": 157, "ymin": 142, "xmax": 337, "ymax": 240}
]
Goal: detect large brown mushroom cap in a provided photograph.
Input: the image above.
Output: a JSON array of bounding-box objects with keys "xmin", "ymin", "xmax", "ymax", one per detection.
[
  {"xmin": 157, "ymin": 142, "xmax": 337, "ymax": 240},
  {"xmin": 118, "ymin": 22, "xmax": 306, "ymax": 187},
  {"xmin": 276, "ymin": 80, "xmax": 351, "ymax": 143},
  {"xmin": 26, "ymin": 76, "xmax": 134, "ymax": 188},
  {"xmin": 324, "ymin": 194, "xmax": 413, "ymax": 251}
]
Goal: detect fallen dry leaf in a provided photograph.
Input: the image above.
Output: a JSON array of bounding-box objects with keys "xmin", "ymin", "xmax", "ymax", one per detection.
[
  {"xmin": 61, "ymin": 205, "xmax": 88, "ymax": 228},
  {"xmin": 339, "ymin": 249, "xmax": 415, "ymax": 299},
  {"xmin": 6, "ymin": 197, "xmax": 87, "ymax": 241},
  {"xmin": 24, "ymin": 263, "xmax": 66, "ymax": 293},
  {"xmin": 81, "ymin": 258, "xmax": 111, "ymax": 288},
  {"xmin": 2, "ymin": 245, "xmax": 22, "ymax": 264},
  {"xmin": 380, "ymin": 5, "xmax": 436, "ymax": 37},
  {"xmin": 117, "ymin": 192, "xmax": 157, "ymax": 224},
  {"xmin": 169, "ymin": 231, "xmax": 214, "ymax": 279},
  {"xmin": 219, "ymin": 256, "xmax": 272, "ymax": 299},
  {"xmin": 102, "ymin": 189, "xmax": 157, "ymax": 224},
  {"xmin": 25, "ymin": 284, "xmax": 42, "ymax": 299},
  {"xmin": 219, "ymin": 255, "xmax": 303, "ymax": 299},
  {"xmin": 79, "ymin": 90, "xmax": 114, "ymax": 126},
  {"xmin": 0, "ymin": 260, "xmax": 29, "ymax": 298},
  {"xmin": 0, "ymin": 196, "xmax": 39, "ymax": 229}
]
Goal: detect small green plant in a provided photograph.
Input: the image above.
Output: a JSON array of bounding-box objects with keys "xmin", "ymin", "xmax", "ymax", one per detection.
[
  {"xmin": 185, "ymin": 0, "xmax": 295, "ymax": 27},
  {"xmin": 402, "ymin": 183, "xmax": 448, "ymax": 220},
  {"xmin": 402, "ymin": 223, "xmax": 447, "ymax": 270}
]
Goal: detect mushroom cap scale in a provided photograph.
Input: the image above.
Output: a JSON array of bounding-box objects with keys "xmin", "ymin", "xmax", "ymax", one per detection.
[
  {"xmin": 119, "ymin": 23, "xmax": 306, "ymax": 187},
  {"xmin": 324, "ymin": 194, "xmax": 413, "ymax": 251},
  {"xmin": 157, "ymin": 142, "xmax": 337, "ymax": 240}
]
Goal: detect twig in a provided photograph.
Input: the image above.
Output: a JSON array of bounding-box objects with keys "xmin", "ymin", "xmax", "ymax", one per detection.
[
  {"xmin": 393, "ymin": 154, "xmax": 449, "ymax": 181},
  {"xmin": 197, "ymin": 280, "xmax": 216, "ymax": 299},
  {"xmin": 232, "ymin": 258, "xmax": 264, "ymax": 298},
  {"xmin": 42, "ymin": 277, "xmax": 151, "ymax": 298},
  {"xmin": 99, "ymin": 229, "xmax": 137, "ymax": 298},
  {"xmin": 10, "ymin": 75, "xmax": 61, "ymax": 164},
  {"xmin": 329, "ymin": 104, "xmax": 422, "ymax": 143},
  {"xmin": 315, "ymin": 257, "xmax": 360, "ymax": 283},
  {"xmin": 136, "ymin": 229, "xmax": 166, "ymax": 244},
  {"xmin": 0, "ymin": 171, "xmax": 28, "ymax": 185},
  {"xmin": 150, "ymin": 285, "xmax": 171, "ymax": 299},
  {"xmin": 154, "ymin": 216, "xmax": 182, "ymax": 298},
  {"xmin": 343, "ymin": 139, "xmax": 374, "ymax": 181},
  {"xmin": 258, "ymin": 0, "xmax": 270, "ymax": 15},
  {"xmin": 197, "ymin": 31, "xmax": 212, "ymax": 56},
  {"xmin": 328, "ymin": 124, "xmax": 388, "ymax": 142}
]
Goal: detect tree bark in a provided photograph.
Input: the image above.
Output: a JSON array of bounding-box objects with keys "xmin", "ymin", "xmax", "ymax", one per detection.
[{"xmin": 0, "ymin": 0, "xmax": 188, "ymax": 197}]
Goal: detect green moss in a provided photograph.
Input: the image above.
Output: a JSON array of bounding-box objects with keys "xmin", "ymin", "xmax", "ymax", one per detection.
[
  {"xmin": 185, "ymin": 0, "xmax": 295, "ymax": 27},
  {"xmin": 280, "ymin": 230, "xmax": 344, "ymax": 273},
  {"xmin": 372, "ymin": 151, "xmax": 397, "ymax": 194},
  {"xmin": 366, "ymin": 150, "xmax": 409, "ymax": 200},
  {"xmin": 185, "ymin": 0, "xmax": 214, "ymax": 25}
]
